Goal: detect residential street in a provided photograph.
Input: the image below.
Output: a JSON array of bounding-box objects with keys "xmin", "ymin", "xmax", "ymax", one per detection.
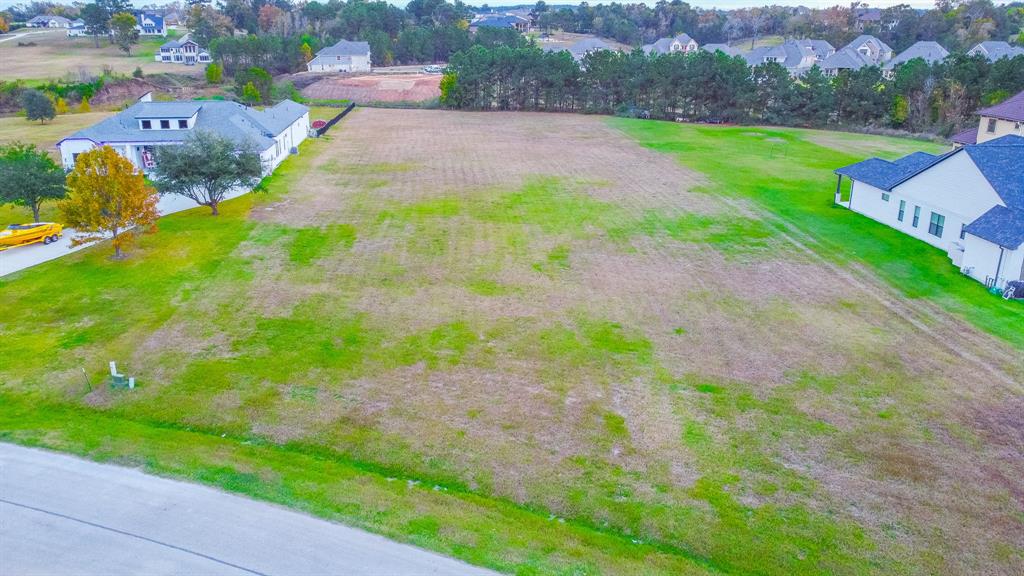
[{"xmin": 0, "ymin": 443, "xmax": 500, "ymax": 576}]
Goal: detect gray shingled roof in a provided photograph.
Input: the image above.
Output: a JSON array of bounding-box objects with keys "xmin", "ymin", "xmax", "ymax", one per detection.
[
  {"xmin": 964, "ymin": 205, "xmax": 1024, "ymax": 249},
  {"xmin": 951, "ymin": 126, "xmax": 979, "ymax": 145},
  {"xmin": 160, "ymin": 33, "xmax": 205, "ymax": 50},
  {"xmin": 569, "ymin": 38, "xmax": 615, "ymax": 58},
  {"xmin": 835, "ymin": 151, "xmax": 941, "ymax": 190},
  {"xmin": 701, "ymin": 43, "xmax": 742, "ymax": 57},
  {"xmin": 884, "ymin": 41, "xmax": 949, "ymax": 69},
  {"xmin": 317, "ymin": 40, "xmax": 371, "ymax": 57},
  {"xmin": 969, "ymin": 41, "xmax": 1024, "ymax": 61},
  {"xmin": 964, "ymin": 135, "xmax": 1024, "ymax": 208},
  {"xmin": 61, "ymin": 100, "xmax": 308, "ymax": 151},
  {"xmin": 643, "ymin": 34, "xmax": 695, "ymax": 55},
  {"xmin": 821, "ymin": 47, "xmax": 874, "ymax": 71}
]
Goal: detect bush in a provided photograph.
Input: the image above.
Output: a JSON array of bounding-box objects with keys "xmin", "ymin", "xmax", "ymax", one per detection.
[{"xmin": 132, "ymin": 67, "xmax": 144, "ymax": 78}]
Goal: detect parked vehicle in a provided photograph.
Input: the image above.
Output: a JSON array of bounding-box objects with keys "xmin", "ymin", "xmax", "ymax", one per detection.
[
  {"xmin": 0, "ymin": 222, "xmax": 63, "ymax": 251},
  {"xmin": 422, "ymin": 65, "xmax": 444, "ymax": 74}
]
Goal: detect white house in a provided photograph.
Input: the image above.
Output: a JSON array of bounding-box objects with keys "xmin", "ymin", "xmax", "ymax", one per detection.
[
  {"xmin": 469, "ymin": 14, "xmax": 531, "ymax": 33},
  {"xmin": 135, "ymin": 13, "xmax": 167, "ymax": 36},
  {"xmin": 57, "ymin": 95, "xmax": 310, "ymax": 177},
  {"xmin": 306, "ymin": 40, "xmax": 372, "ymax": 73},
  {"xmin": 155, "ymin": 34, "xmax": 211, "ymax": 65},
  {"xmin": 27, "ymin": 15, "xmax": 72, "ymax": 28},
  {"xmin": 835, "ymin": 135, "xmax": 1024, "ymax": 289},
  {"xmin": 643, "ymin": 33, "xmax": 699, "ymax": 56}
]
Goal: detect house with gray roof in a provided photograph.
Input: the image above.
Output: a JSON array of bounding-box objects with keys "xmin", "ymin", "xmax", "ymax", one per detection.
[
  {"xmin": 967, "ymin": 41, "xmax": 1024, "ymax": 62},
  {"xmin": 135, "ymin": 13, "xmax": 166, "ymax": 36},
  {"xmin": 470, "ymin": 14, "xmax": 531, "ymax": 33},
  {"xmin": 307, "ymin": 40, "xmax": 372, "ymax": 73},
  {"xmin": 57, "ymin": 94, "xmax": 310, "ymax": 177},
  {"xmin": 27, "ymin": 14, "xmax": 72, "ymax": 28},
  {"xmin": 643, "ymin": 33, "xmax": 699, "ymax": 56},
  {"xmin": 883, "ymin": 41, "xmax": 949, "ymax": 77},
  {"xmin": 834, "ymin": 135, "xmax": 1024, "ymax": 289},
  {"xmin": 821, "ymin": 35, "xmax": 893, "ymax": 76}
]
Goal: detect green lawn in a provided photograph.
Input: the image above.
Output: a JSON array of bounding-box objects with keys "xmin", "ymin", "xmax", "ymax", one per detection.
[
  {"xmin": 1, "ymin": 111, "xmax": 1021, "ymax": 576},
  {"xmin": 611, "ymin": 119, "xmax": 1024, "ymax": 348}
]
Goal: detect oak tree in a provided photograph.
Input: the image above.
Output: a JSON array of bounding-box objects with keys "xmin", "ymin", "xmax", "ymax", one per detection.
[{"xmin": 151, "ymin": 130, "xmax": 263, "ymax": 216}]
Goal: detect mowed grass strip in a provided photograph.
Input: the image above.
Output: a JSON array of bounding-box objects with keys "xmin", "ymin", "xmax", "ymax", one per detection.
[{"xmin": 611, "ymin": 119, "xmax": 1024, "ymax": 348}]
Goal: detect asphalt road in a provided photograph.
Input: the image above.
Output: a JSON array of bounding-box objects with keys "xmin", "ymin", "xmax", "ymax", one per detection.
[{"xmin": 0, "ymin": 443, "xmax": 500, "ymax": 576}]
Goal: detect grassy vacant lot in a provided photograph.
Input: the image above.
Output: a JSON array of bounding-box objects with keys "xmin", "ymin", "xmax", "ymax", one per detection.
[
  {"xmin": 0, "ymin": 29, "xmax": 197, "ymax": 81},
  {"xmin": 1, "ymin": 110, "xmax": 1022, "ymax": 575}
]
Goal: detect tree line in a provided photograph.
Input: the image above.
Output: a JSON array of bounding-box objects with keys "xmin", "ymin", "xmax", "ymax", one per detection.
[{"xmin": 441, "ymin": 45, "xmax": 1024, "ymax": 135}]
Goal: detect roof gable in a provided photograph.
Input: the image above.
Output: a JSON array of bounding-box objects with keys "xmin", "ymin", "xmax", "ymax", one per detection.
[
  {"xmin": 964, "ymin": 136, "xmax": 1024, "ymax": 208},
  {"xmin": 964, "ymin": 205, "xmax": 1024, "ymax": 249}
]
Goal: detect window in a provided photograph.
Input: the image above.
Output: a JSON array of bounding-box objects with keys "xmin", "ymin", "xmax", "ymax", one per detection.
[
  {"xmin": 987, "ymin": 118, "xmax": 997, "ymax": 133},
  {"xmin": 881, "ymin": 192, "xmax": 890, "ymax": 202},
  {"xmin": 160, "ymin": 120, "xmax": 170, "ymax": 129},
  {"xmin": 141, "ymin": 120, "xmax": 152, "ymax": 129},
  {"xmin": 928, "ymin": 212, "xmax": 945, "ymax": 237},
  {"xmin": 960, "ymin": 223, "xmax": 966, "ymax": 240},
  {"xmin": 178, "ymin": 119, "xmax": 188, "ymax": 129},
  {"xmin": 912, "ymin": 206, "xmax": 921, "ymax": 228},
  {"xmin": 898, "ymin": 200, "xmax": 906, "ymax": 222}
]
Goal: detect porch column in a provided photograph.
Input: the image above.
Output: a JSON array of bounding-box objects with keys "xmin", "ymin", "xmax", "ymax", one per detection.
[{"xmin": 834, "ymin": 174, "xmax": 843, "ymax": 205}]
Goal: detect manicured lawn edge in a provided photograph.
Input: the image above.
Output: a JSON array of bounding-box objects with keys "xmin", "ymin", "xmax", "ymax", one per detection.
[{"xmin": 0, "ymin": 395, "xmax": 725, "ymax": 576}]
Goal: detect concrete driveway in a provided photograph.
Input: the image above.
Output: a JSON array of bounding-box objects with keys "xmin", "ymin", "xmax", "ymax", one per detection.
[
  {"xmin": 0, "ymin": 189, "xmax": 248, "ymax": 278},
  {"xmin": 0, "ymin": 443, "xmax": 500, "ymax": 576}
]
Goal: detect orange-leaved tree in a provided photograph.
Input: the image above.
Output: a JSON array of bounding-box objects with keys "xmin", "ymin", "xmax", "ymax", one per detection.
[{"xmin": 60, "ymin": 146, "xmax": 159, "ymax": 259}]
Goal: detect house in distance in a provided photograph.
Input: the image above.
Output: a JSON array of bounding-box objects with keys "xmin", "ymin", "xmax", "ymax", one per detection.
[
  {"xmin": 952, "ymin": 90, "xmax": 1024, "ymax": 146},
  {"xmin": 155, "ymin": 34, "xmax": 211, "ymax": 66},
  {"xmin": 306, "ymin": 40, "xmax": 372, "ymax": 73}
]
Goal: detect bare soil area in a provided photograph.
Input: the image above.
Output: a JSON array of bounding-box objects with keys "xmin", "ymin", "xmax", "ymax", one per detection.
[{"xmin": 300, "ymin": 73, "xmax": 441, "ymax": 103}]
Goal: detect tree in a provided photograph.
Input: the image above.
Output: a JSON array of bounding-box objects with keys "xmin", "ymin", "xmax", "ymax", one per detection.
[
  {"xmin": 235, "ymin": 67, "xmax": 273, "ymax": 104},
  {"xmin": 205, "ymin": 62, "xmax": 223, "ymax": 84},
  {"xmin": 188, "ymin": 4, "xmax": 233, "ymax": 47},
  {"xmin": 241, "ymin": 81, "xmax": 261, "ymax": 104},
  {"xmin": 54, "ymin": 96, "xmax": 69, "ymax": 115},
  {"xmin": 79, "ymin": 97, "xmax": 91, "ymax": 112},
  {"xmin": 21, "ymin": 89, "xmax": 55, "ymax": 124},
  {"xmin": 258, "ymin": 4, "xmax": 285, "ymax": 33},
  {"xmin": 0, "ymin": 143, "xmax": 67, "ymax": 222},
  {"xmin": 80, "ymin": 3, "xmax": 109, "ymax": 48},
  {"xmin": 110, "ymin": 11, "xmax": 140, "ymax": 55},
  {"xmin": 301, "ymin": 41, "xmax": 313, "ymax": 62},
  {"xmin": 60, "ymin": 146, "xmax": 158, "ymax": 259},
  {"xmin": 0, "ymin": 14, "xmax": 9, "ymax": 33},
  {"xmin": 151, "ymin": 130, "xmax": 263, "ymax": 216}
]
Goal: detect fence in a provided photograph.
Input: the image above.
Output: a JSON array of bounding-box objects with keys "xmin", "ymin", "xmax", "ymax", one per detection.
[{"xmin": 316, "ymin": 102, "xmax": 356, "ymax": 136}]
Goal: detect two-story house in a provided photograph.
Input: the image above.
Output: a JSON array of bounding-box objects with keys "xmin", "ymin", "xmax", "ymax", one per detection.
[
  {"xmin": 741, "ymin": 39, "xmax": 835, "ymax": 76},
  {"xmin": 306, "ymin": 40, "xmax": 372, "ymax": 73},
  {"xmin": 57, "ymin": 94, "xmax": 310, "ymax": 176},
  {"xmin": 642, "ymin": 33, "xmax": 700, "ymax": 56},
  {"xmin": 834, "ymin": 135, "xmax": 1024, "ymax": 289},
  {"xmin": 952, "ymin": 90, "xmax": 1024, "ymax": 146},
  {"xmin": 155, "ymin": 34, "xmax": 211, "ymax": 66},
  {"xmin": 882, "ymin": 41, "xmax": 949, "ymax": 78}
]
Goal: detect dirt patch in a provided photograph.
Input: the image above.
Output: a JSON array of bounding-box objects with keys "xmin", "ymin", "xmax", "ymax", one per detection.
[{"xmin": 301, "ymin": 73, "xmax": 441, "ymax": 103}]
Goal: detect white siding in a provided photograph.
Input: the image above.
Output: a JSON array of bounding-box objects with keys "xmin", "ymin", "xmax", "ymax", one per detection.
[
  {"xmin": 58, "ymin": 139, "xmax": 97, "ymax": 170},
  {"xmin": 961, "ymin": 235, "xmax": 1024, "ymax": 288},
  {"xmin": 849, "ymin": 151, "xmax": 1004, "ymax": 257}
]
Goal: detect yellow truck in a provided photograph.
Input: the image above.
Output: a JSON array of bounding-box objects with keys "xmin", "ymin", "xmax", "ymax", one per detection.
[{"xmin": 0, "ymin": 222, "xmax": 63, "ymax": 251}]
